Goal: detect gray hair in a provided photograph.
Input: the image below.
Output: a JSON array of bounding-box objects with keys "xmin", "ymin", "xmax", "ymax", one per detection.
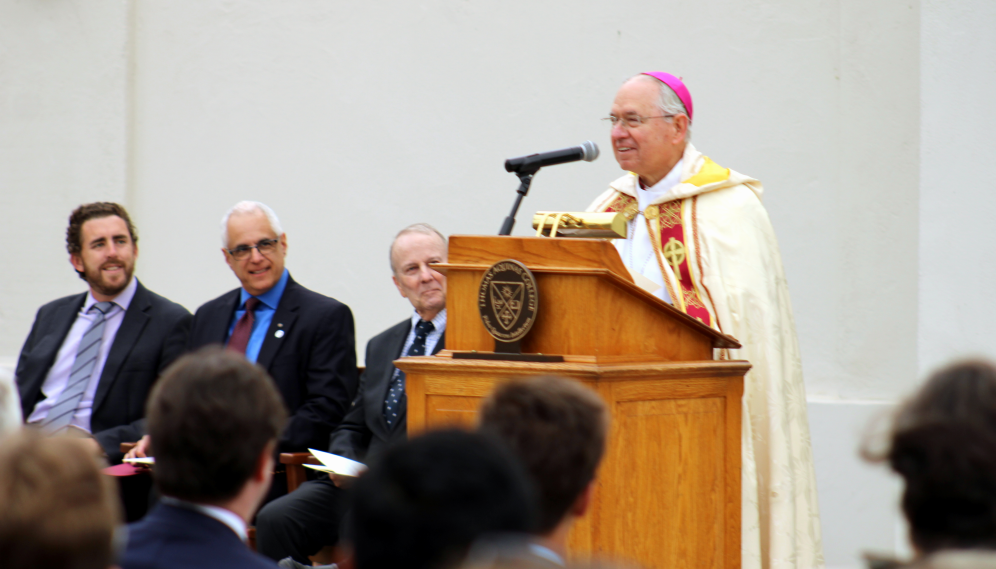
[
  {"xmin": 389, "ymin": 223, "xmax": 447, "ymax": 275},
  {"xmin": 631, "ymin": 74, "xmax": 692, "ymax": 141},
  {"xmin": 220, "ymin": 201, "xmax": 284, "ymax": 248}
]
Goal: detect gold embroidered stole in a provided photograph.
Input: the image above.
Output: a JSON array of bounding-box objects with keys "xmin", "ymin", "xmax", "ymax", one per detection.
[{"xmin": 602, "ymin": 192, "xmax": 713, "ymax": 326}]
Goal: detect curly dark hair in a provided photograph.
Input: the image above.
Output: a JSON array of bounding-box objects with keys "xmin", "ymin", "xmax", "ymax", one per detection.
[
  {"xmin": 65, "ymin": 202, "xmax": 138, "ymax": 280},
  {"xmin": 66, "ymin": 202, "xmax": 138, "ymax": 255}
]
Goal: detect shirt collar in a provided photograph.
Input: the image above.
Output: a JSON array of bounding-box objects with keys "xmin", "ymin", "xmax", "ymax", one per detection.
[
  {"xmin": 84, "ymin": 276, "xmax": 138, "ymax": 312},
  {"xmin": 410, "ymin": 308, "xmax": 447, "ymax": 333},
  {"xmin": 240, "ymin": 268, "xmax": 290, "ymax": 310},
  {"xmin": 640, "ymin": 158, "xmax": 684, "ymax": 193},
  {"xmin": 528, "ymin": 542, "xmax": 565, "ymax": 566},
  {"xmin": 159, "ymin": 496, "xmax": 248, "ymax": 542}
]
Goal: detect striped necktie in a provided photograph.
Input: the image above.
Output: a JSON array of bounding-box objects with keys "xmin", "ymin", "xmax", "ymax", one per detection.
[
  {"xmin": 42, "ymin": 301, "xmax": 114, "ymax": 433},
  {"xmin": 383, "ymin": 320, "xmax": 434, "ymax": 428}
]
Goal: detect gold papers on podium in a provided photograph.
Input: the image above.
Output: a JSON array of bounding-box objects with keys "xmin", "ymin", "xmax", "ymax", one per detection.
[{"xmin": 532, "ymin": 211, "xmax": 627, "ymax": 238}]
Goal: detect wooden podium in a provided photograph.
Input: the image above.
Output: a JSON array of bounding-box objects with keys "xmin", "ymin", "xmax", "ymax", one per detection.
[{"xmin": 395, "ymin": 236, "xmax": 749, "ymax": 569}]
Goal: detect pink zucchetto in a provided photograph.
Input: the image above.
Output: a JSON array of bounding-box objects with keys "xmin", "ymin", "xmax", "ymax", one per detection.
[{"xmin": 641, "ymin": 72, "xmax": 693, "ymax": 122}]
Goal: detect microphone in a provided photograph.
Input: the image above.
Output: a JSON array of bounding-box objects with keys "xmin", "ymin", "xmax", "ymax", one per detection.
[{"xmin": 504, "ymin": 141, "xmax": 599, "ymax": 174}]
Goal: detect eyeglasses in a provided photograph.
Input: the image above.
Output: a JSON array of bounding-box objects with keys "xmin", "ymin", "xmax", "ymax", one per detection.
[
  {"xmin": 227, "ymin": 238, "xmax": 279, "ymax": 260},
  {"xmin": 602, "ymin": 114, "xmax": 675, "ymax": 129}
]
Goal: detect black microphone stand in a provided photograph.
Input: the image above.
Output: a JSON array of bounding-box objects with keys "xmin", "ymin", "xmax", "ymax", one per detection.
[{"xmin": 498, "ymin": 165, "xmax": 540, "ymax": 236}]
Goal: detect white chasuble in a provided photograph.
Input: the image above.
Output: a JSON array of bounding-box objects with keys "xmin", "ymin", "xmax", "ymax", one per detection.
[{"xmin": 588, "ymin": 143, "xmax": 824, "ymax": 569}]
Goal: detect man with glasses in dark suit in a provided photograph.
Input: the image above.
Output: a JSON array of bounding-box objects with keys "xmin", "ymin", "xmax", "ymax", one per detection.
[
  {"xmin": 195, "ymin": 201, "xmax": 358, "ymax": 458},
  {"xmin": 128, "ymin": 201, "xmax": 358, "ymax": 501}
]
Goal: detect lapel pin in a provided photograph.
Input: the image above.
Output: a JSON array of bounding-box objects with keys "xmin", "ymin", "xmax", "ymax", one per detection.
[{"xmin": 275, "ymin": 330, "xmax": 285, "ymax": 338}]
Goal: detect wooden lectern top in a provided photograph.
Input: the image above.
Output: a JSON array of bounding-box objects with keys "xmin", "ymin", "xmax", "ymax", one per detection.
[{"xmin": 434, "ymin": 235, "xmax": 739, "ymax": 363}]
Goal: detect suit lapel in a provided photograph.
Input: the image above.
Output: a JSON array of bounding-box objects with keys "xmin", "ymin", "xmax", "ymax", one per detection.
[
  {"xmin": 368, "ymin": 320, "xmax": 412, "ymax": 435},
  {"xmin": 255, "ymin": 278, "xmax": 299, "ymax": 371},
  {"xmin": 20, "ymin": 294, "xmax": 87, "ymax": 413},
  {"xmin": 93, "ymin": 281, "xmax": 151, "ymax": 413},
  {"xmin": 203, "ymin": 291, "xmax": 240, "ymax": 345}
]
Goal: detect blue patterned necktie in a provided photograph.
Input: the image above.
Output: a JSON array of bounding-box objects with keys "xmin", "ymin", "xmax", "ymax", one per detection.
[
  {"xmin": 42, "ymin": 301, "xmax": 114, "ymax": 433},
  {"xmin": 383, "ymin": 320, "xmax": 434, "ymax": 428}
]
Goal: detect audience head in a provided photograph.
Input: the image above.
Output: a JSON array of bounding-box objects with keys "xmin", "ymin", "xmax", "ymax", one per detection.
[
  {"xmin": 389, "ymin": 223, "xmax": 448, "ymax": 321},
  {"xmin": 349, "ymin": 429, "xmax": 535, "ymax": 569},
  {"xmin": 220, "ymin": 200, "xmax": 288, "ymax": 296},
  {"xmin": 479, "ymin": 376, "xmax": 609, "ymax": 535},
  {"xmin": 65, "ymin": 202, "xmax": 139, "ymax": 300},
  {"xmin": 0, "ymin": 430, "xmax": 121, "ymax": 569},
  {"xmin": 147, "ymin": 347, "xmax": 287, "ymax": 507},
  {"xmin": 871, "ymin": 359, "xmax": 996, "ymax": 554}
]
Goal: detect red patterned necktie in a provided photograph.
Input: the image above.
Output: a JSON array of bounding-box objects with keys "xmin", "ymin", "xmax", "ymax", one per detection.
[{"xmin": 227, "ymin": 297, "xmax": 261, "ymax": 354}]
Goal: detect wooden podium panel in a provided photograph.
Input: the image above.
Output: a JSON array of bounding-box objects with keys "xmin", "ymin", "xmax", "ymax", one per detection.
[
  {"xmin": 397, "ymin": 356, "xmax": 747, "ymax": 569},
  {"xmin": 400, "ymin": 235, "xmax": 747, "ymax": 569}
]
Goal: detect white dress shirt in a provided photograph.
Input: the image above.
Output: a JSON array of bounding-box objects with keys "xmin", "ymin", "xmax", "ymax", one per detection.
[
  {"xmin": 398, "ymin": 308, "xmax": 447, "ymax": 358},
  {"xmin": 27, "ymin": 277, "xmax": 138, "ymax": 432}
]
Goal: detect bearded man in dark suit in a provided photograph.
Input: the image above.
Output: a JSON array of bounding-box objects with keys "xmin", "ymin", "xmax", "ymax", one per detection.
[
  {"xmin": 15, "ymin": 202, "xmax": 191, "ymax": 465},
  {"xmin": 256, "ymin": 222, "xmax": 448, "ymax": 565}
]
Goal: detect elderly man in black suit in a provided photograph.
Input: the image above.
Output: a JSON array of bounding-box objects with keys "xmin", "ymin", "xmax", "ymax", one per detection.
[
  {"xmin": 15, "ymin": 202, "xmax": 191, "ymax": 465},
  {"xmin": 256, "ymin": 222, "xmax": 448, "ymax": 565}
]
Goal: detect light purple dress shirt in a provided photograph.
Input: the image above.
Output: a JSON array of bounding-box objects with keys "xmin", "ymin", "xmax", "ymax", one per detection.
[{"xmin": 26, "ymin": 277, "xmax": 138, "ymax": 432}]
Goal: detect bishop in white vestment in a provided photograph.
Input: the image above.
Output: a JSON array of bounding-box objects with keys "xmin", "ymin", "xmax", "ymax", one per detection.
[{"xmin": 588, "ymin": 72, "xmax": 823, "ymax": 569}]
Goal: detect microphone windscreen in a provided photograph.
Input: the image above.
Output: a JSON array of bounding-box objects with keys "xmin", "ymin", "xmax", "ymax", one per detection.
[{"xmin": 580, "ymin": 141, "xmax": 599, "ymax": 162}]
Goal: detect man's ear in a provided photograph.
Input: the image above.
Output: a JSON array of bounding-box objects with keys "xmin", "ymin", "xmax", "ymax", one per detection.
[
  {"xmin": 392, "ymin": 275, "xmax": 406, "ymax": 299},
  {"xmin": 672, "ymin": 114, "xmax": 690, "ymax": 143},
  {"xmin": 254, "ymin": 440, "xmax": 276, "ymax": 482},
  {"xmin": 222, "ymin": 248, "xmax": 234, "ymax": 270},
  {"xmin": 571, "ymin": 481, "xmax": 595, "ymax": 518},
  {"xmin": 70, "ymin": 253, "xmax": 84, "ymax": 274},
  {"xmin": 279, "ymin": 233, "xmax": 288, "ymax": 254}
]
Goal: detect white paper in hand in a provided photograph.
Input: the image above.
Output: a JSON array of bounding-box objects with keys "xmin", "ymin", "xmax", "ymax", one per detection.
[
  {"xmin": 123, "ymin": 457, "xmax": 155, "ymax": 465},
  {"xmin": 307, "ymin": 448, "xmax": 367, "ymax": 477}
]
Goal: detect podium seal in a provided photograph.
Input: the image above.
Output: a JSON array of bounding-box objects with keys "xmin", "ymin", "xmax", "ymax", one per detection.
[{"xmin": 478, "ymin": 259, "xmax": 538, "ymax": 344}]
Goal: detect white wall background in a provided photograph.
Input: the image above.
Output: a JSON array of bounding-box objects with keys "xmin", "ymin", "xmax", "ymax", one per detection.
[{"xmin": 3, "ymin": 1, "xmax": 994, "ymax": 567}]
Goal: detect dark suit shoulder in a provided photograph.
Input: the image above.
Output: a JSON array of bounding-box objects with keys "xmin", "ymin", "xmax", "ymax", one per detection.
[
  {"xmin": 368, "ymin": 318, "xmax": 412, "ymax": 350},
  {"xmin": 187, "ymin": 288, "xmax": 241, "ymax": 350},
  {"xmin": 282, "ymin": 277, "xmax": 351, "ymax": 312},
  {"xmin": 135, "ymin": 281, "xmax": 192, "ymax": 319},
  {"xmin": 193, "ymin": 287, "xmax": 241, "ymax": 315},
  {"xmin": 123, "ymin": 505, "xmax": 277, "ymax": 569},
  {"xmin": 33, "ymin": 291, "xmax": 87, "ymax": 319}
]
